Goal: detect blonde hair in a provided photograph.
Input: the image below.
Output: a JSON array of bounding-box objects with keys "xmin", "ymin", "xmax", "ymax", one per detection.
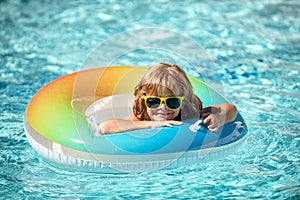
[{"xmin": 133, "ymin": 63, "xmax": 202, "ymax": 120}]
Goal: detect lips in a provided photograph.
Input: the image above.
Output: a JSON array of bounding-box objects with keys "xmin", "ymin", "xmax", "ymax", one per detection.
[
  {"xmin": 157, "ymin": 112, "xmax": 172, "ymax": 116},
  {"xmin": 156, "ymin": 112, "xmax": 173, "ymax": 119}
]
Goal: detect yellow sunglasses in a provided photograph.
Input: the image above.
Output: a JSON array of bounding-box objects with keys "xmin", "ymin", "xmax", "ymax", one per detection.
[{"xmin": 143, "ymin": 95, "xmax": 184, "ymax": 110}]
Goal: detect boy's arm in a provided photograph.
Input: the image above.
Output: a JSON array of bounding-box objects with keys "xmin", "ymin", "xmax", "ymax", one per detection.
[
  {"xmin": 99, "ymin": 118, "xmax": 150, "ymax": 135},
  {"xmin": 99, "ymin": 114, "xmax": 183, "ymax": 135}
]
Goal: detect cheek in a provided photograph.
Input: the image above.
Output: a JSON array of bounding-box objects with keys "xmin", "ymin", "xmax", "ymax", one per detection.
[
  {"xmin": 147, "ymin": 109, "xmax": 156, "ymax": 120},
  {"xmin": 173, "ymin": 110, "xmax": 180, "ymax": 118}
]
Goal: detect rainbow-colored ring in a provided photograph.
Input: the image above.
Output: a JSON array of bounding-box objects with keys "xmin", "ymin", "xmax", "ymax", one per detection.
[{"xmin": 24, "ymin": 66, "xmax": 248, "ymax": 173}]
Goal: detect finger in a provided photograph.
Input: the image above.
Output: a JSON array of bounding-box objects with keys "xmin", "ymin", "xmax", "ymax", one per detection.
[
  {"xmin": 203, "ymin": 116, "xmax": 211, "ymax": 125},
  {"xmin": 164, "ymin": 122, "xmax": 173, "ymax": 127},
  {"xmin": 172, "ymin": 121, "xmax": 183, "ymax": 126},
  {"xmin": 209, "ymin": 127, "xmax": 218, "ymax": 132},
  {"xmin": 166, "ymin": 120, "xmax": 183, "ymax": 126},
  {"xmin": 201, "ymin": 112, "xmax": 210, "ymax": 118},
  {"xmin": 208, "ymin": 124, "xmax": 216, "ymax": 130},
  {"xmin": 208, "ymin": 124, "xmax": 218, "ymax": 132}
]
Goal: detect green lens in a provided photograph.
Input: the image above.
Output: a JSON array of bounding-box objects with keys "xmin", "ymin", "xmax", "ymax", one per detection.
[
  {"xmin": 166, "ymin": 98, "xmax": 180, "ymax": 109},
  {"xmin": 146, "ymin": 98, "xmax": 161, "ymax": 109}
]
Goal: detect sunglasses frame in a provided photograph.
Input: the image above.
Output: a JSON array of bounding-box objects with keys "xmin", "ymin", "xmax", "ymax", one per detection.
[{"xmin": 142, "ymin": 95, "xmax": 184, "ymax": 110}]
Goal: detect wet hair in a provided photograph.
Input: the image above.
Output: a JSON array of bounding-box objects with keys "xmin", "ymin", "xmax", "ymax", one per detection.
[{"xmin": 133, "ymin": 63, "xmax": 202, "ymax": 120}]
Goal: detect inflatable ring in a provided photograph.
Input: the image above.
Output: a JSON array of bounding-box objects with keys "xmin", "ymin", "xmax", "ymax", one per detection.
[{"xmin": 24, "ymin": 66, "xmax": 248, "ymax": 173}]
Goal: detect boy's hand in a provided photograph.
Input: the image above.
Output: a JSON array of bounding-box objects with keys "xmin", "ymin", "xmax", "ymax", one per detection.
[
  {"xmin": 201, "ymin": 106, "xmax": 224, "ymax": 132},
  {"xmin": 151, "ymin": 120, "xmax": 183, "ymax": 128}
]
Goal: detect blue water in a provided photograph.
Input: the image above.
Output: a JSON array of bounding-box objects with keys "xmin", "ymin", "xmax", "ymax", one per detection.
[{"xmin": 1, "ymin": 0, "xmax": 299, "ymax": 199}]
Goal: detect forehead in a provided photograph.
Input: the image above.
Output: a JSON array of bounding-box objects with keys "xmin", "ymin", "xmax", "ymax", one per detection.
[{"xmin": 144, "ymin": 83, "xmax": 181, "ymax": 97}]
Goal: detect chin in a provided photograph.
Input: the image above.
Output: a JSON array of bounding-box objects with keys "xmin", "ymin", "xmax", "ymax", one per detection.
[
  {"xmin": 155, "ymin": 117, "xmax": 169, "ymax": 121},
  {"xmin": 154, "ymin": 115, "xmax": 174, "ymax": 121}
]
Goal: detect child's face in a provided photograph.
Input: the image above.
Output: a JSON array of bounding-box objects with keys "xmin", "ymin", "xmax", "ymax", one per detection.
[{"xmin": 146, "ymin": 96, "xmax": 181, "ymax": 121}]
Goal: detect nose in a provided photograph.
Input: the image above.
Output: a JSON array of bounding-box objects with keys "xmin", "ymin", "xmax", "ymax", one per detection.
[{"xmin": 159, "ymin": 102, "xmax": 168, "ymax": 110}]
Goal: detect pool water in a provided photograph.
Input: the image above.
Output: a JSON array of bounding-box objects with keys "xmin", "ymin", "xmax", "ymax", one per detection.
[{"xmin": 1, "ymin": 0, "xmax": 299, "ymax": 199}]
